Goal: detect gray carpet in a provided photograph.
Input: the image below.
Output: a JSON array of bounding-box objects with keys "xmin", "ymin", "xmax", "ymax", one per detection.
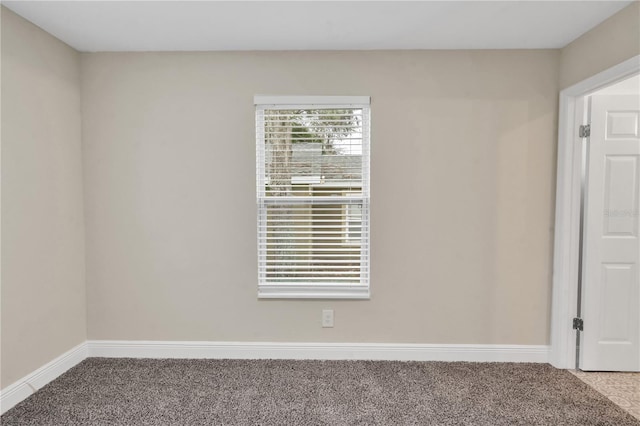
[{"xmin": 2, "ymin": 358, "xmax": 638, "ymax": 425}]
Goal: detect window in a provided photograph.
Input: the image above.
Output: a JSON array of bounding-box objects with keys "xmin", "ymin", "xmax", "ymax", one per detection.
[{"xmin": 255, "ymin": 96, "xmax": 370, "ymax": 299}]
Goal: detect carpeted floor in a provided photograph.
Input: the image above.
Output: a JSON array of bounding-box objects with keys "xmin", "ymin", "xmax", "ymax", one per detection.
[{"xmin": 2, "ymin": 359, "xmax": 639, "ymax": 425}]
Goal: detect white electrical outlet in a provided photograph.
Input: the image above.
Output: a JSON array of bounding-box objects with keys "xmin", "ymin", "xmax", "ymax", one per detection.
[{"xmin": 322, "ymin": 309, "xmax": 334, "ymax": 328}]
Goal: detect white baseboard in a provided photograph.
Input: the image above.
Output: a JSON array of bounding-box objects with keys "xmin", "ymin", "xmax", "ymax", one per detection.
[
  {"xmin": 0, "ymin": 340, "xmax": 549, "ymax": 415},
  {"xmin": 88, "ymin": 340, "xmax": 550, "ymax": 363},
  {"xmin": 0, "ymin": 342, "xmax": 88, "ymax": 415}
]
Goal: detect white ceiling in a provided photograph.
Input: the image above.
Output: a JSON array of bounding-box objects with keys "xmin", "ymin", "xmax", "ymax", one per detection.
[{"xmin": 3, "ymin": 1, "xmax": 634, "ymax": 52}]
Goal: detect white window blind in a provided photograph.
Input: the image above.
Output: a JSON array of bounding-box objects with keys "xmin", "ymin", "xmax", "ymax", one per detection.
[{"xmin": 255, "ymin": 96, "xmax": 370, "ymax": 299}]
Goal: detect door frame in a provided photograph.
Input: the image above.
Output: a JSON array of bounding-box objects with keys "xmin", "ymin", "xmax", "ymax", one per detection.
[{"xmin": 550, "ymin": 55, "xmax": 640, "ymax": 369}]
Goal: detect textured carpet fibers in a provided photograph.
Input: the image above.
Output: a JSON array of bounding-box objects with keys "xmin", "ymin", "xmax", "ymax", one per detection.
[{"xmin": 2, "ymin": 358, "xmax": 639, "ymax": 425}]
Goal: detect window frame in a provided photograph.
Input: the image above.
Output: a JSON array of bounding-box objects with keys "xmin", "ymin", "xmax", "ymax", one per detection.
[{"xmin": 255, "ymin": 95, "xmax": 371, "ymax": 299}]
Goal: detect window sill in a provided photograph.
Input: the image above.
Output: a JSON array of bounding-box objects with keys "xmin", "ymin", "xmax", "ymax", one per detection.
[{"xmin": 258, "ymin": 284, "xmax": 370, "ymax": 300}]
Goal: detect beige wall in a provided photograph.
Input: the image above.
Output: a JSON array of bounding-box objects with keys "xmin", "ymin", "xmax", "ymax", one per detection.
[
  {"xmin": 560, "ymin": 2, "xmax": 640, "ymax": 89},
  {"xmin": 1, "ymin": 8, "xmax": 86, "ymax": 387},
  {"xmin": 81, "ymin": 50, "xmax": 559, "ymax": 345}
]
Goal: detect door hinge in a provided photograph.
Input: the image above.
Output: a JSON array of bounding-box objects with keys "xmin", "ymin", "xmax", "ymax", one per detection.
[
  {"xmin": 573, "ymin": 317, "xmax": 584, "ymax": 331},
  {"xmin": 579, "ymin": 124, "xmax": 591, "ymax": 138}
]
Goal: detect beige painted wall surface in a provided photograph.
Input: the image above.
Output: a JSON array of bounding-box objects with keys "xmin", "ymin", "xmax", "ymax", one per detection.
[
  {"xmin": 82, "ymin": 50, "xmax": 559, "ymax": 345},
  {"xmin": 560, "ymin": 2, "xmax": 640, "ymax": 89},
  {"xmin": 1, "ymin": 8, "xmax": 86, "ymax": 387}
]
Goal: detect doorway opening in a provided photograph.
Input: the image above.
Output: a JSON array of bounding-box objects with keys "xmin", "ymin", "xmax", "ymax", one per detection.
[{"xmin": 550, "ymin": 55, "xmax": 640, "ymax": 370}]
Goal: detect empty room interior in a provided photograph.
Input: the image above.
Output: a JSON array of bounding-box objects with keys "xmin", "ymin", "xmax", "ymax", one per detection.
[{"xmin": 1, "ymin": 1, "xmax": 639, "ymax": 424}]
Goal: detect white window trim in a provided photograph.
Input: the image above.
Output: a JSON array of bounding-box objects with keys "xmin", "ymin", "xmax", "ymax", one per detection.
[
  {"xmin": 254, "ymin": 95, "xmax": 370, "ymax": 107},
  {"xmin": 258, "ymin": 284, "xmax": 370, "ymax": 300},
  {"xmin": 255, "ymin": 95, "xmax": 371, "ymax": 300}
]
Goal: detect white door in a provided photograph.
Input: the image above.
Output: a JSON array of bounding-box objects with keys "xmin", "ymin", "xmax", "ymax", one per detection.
[{"xmin": 580, "ymin": 94, "xmax": 640, "ymax": 372}]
